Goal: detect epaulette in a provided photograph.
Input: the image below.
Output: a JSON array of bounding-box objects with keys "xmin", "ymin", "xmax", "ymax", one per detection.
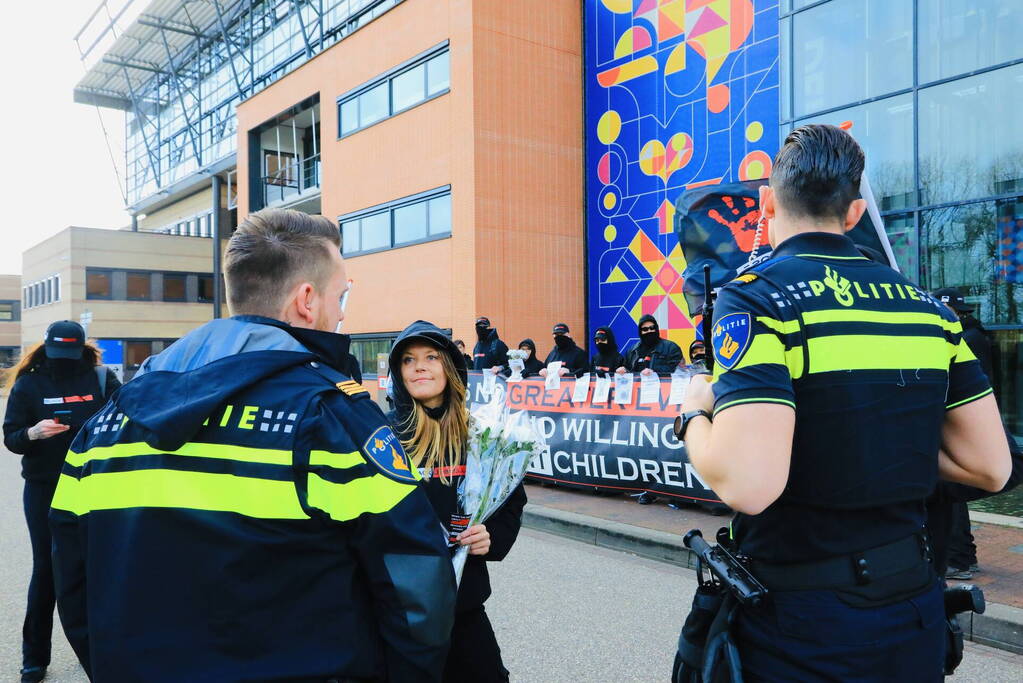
[
  {"xmin": 729, "ymin": 273, "xmax": 759, "ymax": 285},
  {"xmin": 336, "ymin": 380, "xmax": 369, "ymax": 398}
]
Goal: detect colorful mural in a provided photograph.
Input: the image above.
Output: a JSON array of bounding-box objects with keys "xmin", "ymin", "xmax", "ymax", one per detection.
[{"xmin": 585, "ymin": 0, "xmax": 780, "ymax": 354}]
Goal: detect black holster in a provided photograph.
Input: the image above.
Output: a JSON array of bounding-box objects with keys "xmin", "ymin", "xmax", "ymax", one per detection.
[{"xmin": 672, "ymin": 586, "xmax": 743, "ymax": 683}]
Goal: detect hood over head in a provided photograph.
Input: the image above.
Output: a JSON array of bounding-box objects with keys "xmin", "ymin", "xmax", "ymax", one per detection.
[
  {"xmin": 518, "ymin": 339, "xmax": 538, "ymax": 362},
  {"xmin": 113, "ymin": 316, "xmax": 355, "ymax": 451},
  {"xmin": 592, "ymin": 326, "xmax": 619, "ymax": 355},
  {"xmin": 388, "ymin": 320, "xmax": 468, "ymax": 415},
  {"xmin": 638, "ymin": 314, "xmax": 662, "ymax": 349}
]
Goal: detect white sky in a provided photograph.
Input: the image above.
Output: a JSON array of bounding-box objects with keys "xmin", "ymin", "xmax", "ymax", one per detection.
[{"xmin": 0, "ymin": 2, "xmax": 143, "ymax": 276}]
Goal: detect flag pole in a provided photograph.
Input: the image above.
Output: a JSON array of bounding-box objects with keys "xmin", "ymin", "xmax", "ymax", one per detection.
[{"xmin": 839, "ymin": 121, "xmax": 900, "ymax": 272}]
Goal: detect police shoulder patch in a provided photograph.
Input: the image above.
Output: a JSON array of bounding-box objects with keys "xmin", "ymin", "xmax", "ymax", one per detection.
[
  {"xmin": 712, "ymin": 312, "xmax": 753, "ymax": 371},
  {"xmin": 336, "ymin": 380, "xmax": 369, "ymax": 398},
  {"xmin": 730, "ymin": 273, "xmax": 759, "ymax": 285},
  {"xmin": 362, "ymin": 425, "xmax": 418, "ymax": 483}
]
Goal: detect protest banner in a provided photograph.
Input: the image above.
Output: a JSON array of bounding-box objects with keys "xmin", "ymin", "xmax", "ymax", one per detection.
[{"xmin": 467, "ymin": 372, "xmax": 725, "ymax": 508}]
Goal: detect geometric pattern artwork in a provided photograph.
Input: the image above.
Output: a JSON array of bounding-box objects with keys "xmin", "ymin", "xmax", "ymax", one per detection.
[
  {"xmin": 586, "ymin": 0, "xmax": 780, "ymax": 354},
  {"xmin": 997, "ymin": 209, "xmax": 1023, "ymax": 284}
]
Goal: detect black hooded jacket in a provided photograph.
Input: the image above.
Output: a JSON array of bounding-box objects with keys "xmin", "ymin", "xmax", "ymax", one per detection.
[
  {"xmin": 504, "ymin": 339, "xmax": 544, "ymax": 378},
  {"xmin": 472, "ymin": 328, "xmax": 509, "ymax": 372},
  {"xmin": 4, "ymin": 359, "xmax": 121, "ymax": 481},
  {"xmin": 388, "ymin": 321, "xmax": 526, "ymax": 614},
  {"xmin": 960, "ymin": 315, "xmax": 993, "ymax": 381},
  {"xmin": 543, "ymin": 337, "xmax": 589, "ymax": 378},
  {"xmin": 590, "ymin": 327, "xmax": 626, "ymax": 376},
  {"xmin": 624, "ymin": 315, "xmax": 683, "ymax": 375}
]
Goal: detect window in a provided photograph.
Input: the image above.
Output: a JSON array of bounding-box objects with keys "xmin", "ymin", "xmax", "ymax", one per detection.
[
  {"xmin": 52, "ymin": 276, "xmax": 59, "ymax": 302},
  {"xmin": 341, "ymin": 188, "xmax": 452, "ymax": 257},
  {"xmin": 338, "ymin": 45, "xmax": 450, "ymax": 137},
  {"xmin": 919, "ymin": 0, "xmax": 1023, "ymax": 83},
  {"xmin": 918, "ymin": 64, "xmax": 1023, "ymax": 205},
  {"xmin": 792, "ymin": 0, "xmax": 911, "ymax": 117},
  {"xmin": 198, "ymin": 275, "xmax": 215, "ymax": 303},
  {"xmin": 125, "ymin": 341, "xmax": 153, "ymax": 368},
  {"xmin": 126, "ymin": 272, "xmax": 151, "ymax": 300},
  {"xmin": 0, "ymin": 302, "xmax": 14, "ymax": 321},
  {"xmin": 87, "ymin": 269, "xmax": 112, "ymax": 299},
  {"xmin": 163, "ymin": 274, "xmax": 186, "ymax": 301},
  {"xmin": 45, "ymin": 279, "xmax": 52, "ymax": 304},
  {"xmin": 349, "ymin": 335, "xmax": 398, "ymax": 378}
]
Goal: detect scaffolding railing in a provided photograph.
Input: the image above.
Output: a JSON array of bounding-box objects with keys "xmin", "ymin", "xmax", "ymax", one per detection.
[{"xmin": 262, "ymin": 152, "xmax": 321, "ymax": 207}]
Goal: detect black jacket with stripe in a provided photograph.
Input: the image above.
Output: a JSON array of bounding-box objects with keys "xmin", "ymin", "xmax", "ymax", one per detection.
[{"xmin": 49, "ymin": 316, "xmax": 456, "ymax": 683}]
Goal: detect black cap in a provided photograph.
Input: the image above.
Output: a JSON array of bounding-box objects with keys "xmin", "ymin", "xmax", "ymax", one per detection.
[
  {"xmin": 931, "ymin": 287, "xmax": 974, "ymax": 313},
  {"xmin": 44, "ymin": 320, "xmax": 86, "ymax": 360},
  {"xmin": 553, "ymin": 323, "xmax": 570, "ymax": 334},
  {"xmin": 594, "ymin": 330, "xmax": 608, "ymax": 341},
  {"xmin": 475, "ymin": 316, "xmax": 491, "ymax": 327}
]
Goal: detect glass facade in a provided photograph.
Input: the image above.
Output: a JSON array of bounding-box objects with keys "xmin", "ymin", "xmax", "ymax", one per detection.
[
  {"xmin": 781, "ymin": 0, "xmax": 1023, "ymax": 435},
  {"xmin": 340, "ymin": 188, "xmax": 452, "ymax": 257},
  {"xmin": 105, "ymin": 0, "xmax": 402, "ymax": 206}
]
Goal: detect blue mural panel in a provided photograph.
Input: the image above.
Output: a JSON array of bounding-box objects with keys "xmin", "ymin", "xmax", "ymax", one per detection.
[{"xmin": 585, "ymin": 0, "xmax": 780, "ymax": 354}]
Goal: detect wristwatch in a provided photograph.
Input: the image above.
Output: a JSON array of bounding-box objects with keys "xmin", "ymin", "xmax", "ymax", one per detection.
[{"xmin": 674, "ymin": 409, "xmax": 712, "ymax": 441}]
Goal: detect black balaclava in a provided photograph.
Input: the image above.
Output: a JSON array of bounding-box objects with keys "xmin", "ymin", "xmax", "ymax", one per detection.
[
  {"xmin": 47, "ymin": 357, "xmax": 83, "ymax": 379},
  {"xmin": 638, "ymin": 315, "xmax": 661, "ymax": 349},
  {"xmin": 475, "ymin": 316, "xmax": 491, "ymax": 341},
  {"xmin": 689, "ymin": 340, "xmax": 706, "ymax": 364},
  {"xmin": 518, "ymin": 339, "xmax": 538, "ymax": 362},
  {"xmin": 553, "ymin": 323, "xmax": 573, "ymax": 350},
  {"xmin": 593, "ymin": 327, "xmax": 620, "ymax": 367}
]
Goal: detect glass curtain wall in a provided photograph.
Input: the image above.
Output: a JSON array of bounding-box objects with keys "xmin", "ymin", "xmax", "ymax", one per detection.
[
  {"xmin": 124, "ymin": 0, "xmax": 399, "ymax": 205},
  {"xmin": 780, "ymin": 0, "xmax": 1023, "ymax": 436}
]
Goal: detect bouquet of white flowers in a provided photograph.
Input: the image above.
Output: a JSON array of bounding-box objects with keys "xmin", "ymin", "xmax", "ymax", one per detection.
[
  {"xmin": 453, "ymin": 390, "xmax": 545, "ymax": 583},
  {"xmin": 505, "ymin": 349, "xmax": 529, "ymax": 381}
]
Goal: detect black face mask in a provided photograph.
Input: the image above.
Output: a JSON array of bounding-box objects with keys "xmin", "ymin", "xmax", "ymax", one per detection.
[
  {"xmin": 640, "ymin": 330, "xmax": 660, "ymax": 347},
  {"xmin": 48, "ymin": 357, "xmax": 81, "ymax": 379},
  {"xmin": 595, "ymin": 341, "xmax": 609, "ymax": 352},
  {"xmin": 554, "ymin": 335, "xmax": 572, "ymax": 350},
  {"xmin": 476, "ymin": 325, "xmax": 489, "ymax": 341}
]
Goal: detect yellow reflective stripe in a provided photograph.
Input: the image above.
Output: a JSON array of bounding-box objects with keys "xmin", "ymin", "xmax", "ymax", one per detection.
[
  {"xmin": 53, "ymin": 469, "xmax": 308, "ymax": 519},
  {"xmin": 307, "ymin": 472, "xmax": 414, "ymax": 522},
  {"xmin": 714, "ymin": 397, "xmax": 795, "ymax": 415},
  {"xmin": 66, "ymin": 442, "xmax": 292, "ymax": 468},
  {"xmin": 51, "ymin": 473, "xmax": 85, "ymax": 515},
  {"xmin": 795, "ymin": 253, "xmax": 868, "ymax": 260},
  {"xmin": 807, "ymin": 335, "xmax": 949, "ymax": 372},
  {"xmin": 309, "ymin": 450, "xmax": 364, "ymax": 469},
  {"xmin": 802, "ymin": 309, "xmax": 957, "ymax": 332},
  {"xmin": 946, "ymin": 388, "xmax": 993, "ymax": 410},
  {"xmin": 723, "ymin": 333, "xmax": 803, "ymax": 379},
  {"xmin": 953, "ymin": 339, "xmax": 978, "ymax": 364},
  {"xmin": 756, "ymin": 316, "xmax": 800, "ymax": 335}
]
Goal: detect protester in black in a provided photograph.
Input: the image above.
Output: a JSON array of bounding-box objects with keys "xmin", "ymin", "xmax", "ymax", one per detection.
[
  {"xmin": 620, "ymin": 315, "xmax": 683, "ymax": 376},
  {"xmin": 454, "ymin": 340, "xmax": 473, "ymax": 369},
  {"xmin": 507, "ymin": 339, "xmax": 544, "ymax": 378},
  {"xmin": 539, "ymin": 323, "xmax": 588, "ymax": 378},
  {"xmin": 3, "ymin": 322, "xmax": 119, "ymax": 683},
  {"xmin": 472, "ymin": 317, "xmax": 509, "ymax": 374},
  {"xmin": 389, "ymin": 321, "xmax": 526, "ymax": 683},
  {"xmin": 932, "ymin": 287, "xmax": 995, "ymax": 579},
  {"xmin": 687, "ymin": 340, "xmax": 707, "ymax": 371},
  {"xmin": 590, "ymin": 327, "xmax": 625, "ymax": 376}
]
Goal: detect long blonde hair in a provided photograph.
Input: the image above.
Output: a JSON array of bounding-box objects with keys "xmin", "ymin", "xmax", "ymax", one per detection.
[
  {"xmin": 3, "ymin": 341, "xmax": 104, "ymax": 392},
  {"xmin": 399, "ymin": 348, "xmax": 470, "ymax": 485}
]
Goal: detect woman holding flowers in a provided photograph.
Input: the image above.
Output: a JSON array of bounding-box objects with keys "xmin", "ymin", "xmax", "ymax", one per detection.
[{"xmin": 388, "ymin": 320, "xmax": 526, "ymax": 683}]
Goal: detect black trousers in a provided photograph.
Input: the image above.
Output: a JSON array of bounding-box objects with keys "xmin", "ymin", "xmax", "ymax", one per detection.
[
  {"xmin": 948, "ymin": 501, "xmax": 978, "ymax": 569},
  {"xmin": 22, "ymin": 478, "xmax": 58, "ymax": 670},
  {"xmin": 443, "ymin": 606, "xmax": 508, "ymax": 683}
]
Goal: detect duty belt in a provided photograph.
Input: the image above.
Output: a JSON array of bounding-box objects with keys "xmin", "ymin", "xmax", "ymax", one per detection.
[{"xmin": 751, "ymin": 533, "xmax": 932, "ymax": 592}]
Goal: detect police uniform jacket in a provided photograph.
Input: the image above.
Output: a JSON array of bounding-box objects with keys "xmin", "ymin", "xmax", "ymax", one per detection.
[
  {"xmin": 388, "ymin": 321, "xmax": 526, "ymax": 614},
  {"xmin": 49, "ymin": 315, "xmax": 456, "ymax": 683},
  {"xmin": 710, "ymin": 232, "xmax": 991, "ymax": 569}
]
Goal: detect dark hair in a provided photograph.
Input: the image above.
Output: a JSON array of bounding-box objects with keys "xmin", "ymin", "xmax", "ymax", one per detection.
[
  {"xmin": 770, "ymin": 124, "xmax": 864, "ymax": 223},
  {"xmin": 453, "ymin": 339, "xmax": 465, "ymax": 348},
  {"xmin": 3, "ymin": 341, "xmax": 103, "ymax": 390},
  {"xmin": 224, "ymin": 208, "xmax": 341, "ymax": 317}
]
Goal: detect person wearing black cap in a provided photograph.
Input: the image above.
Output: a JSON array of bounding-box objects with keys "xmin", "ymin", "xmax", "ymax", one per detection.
[
  {"xmin": 619, "ymin": 315, "xmax": 683, "ymax": 376},
  {"xmin": 687, "ymin": 340, "xmax": 707, "ymax": 371},
  {"xmin": 931, "ymin": 287, "xmax": 995, "ymax": 581},
  {"xmin": 590, "ymin": 327, "xmax": 625, "ymax": 377},
  {"xmin": 388, "ymin": 320, "xmax": 525, "ymax": 682},
  {"xmin": 539, "ymin": 323, "xmax": 588, "ymax": 378},
  {"xmin": 472, "ymin": 317, "xmax": 509, "ymax": 375},
  {"xmin": 3, "ymin": 321, "xmax": 119, "ymax": 683}
]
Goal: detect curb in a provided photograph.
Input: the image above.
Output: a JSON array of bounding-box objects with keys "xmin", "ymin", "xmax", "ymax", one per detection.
[{"xmin": 522, "ymin": 503, "xmax": 1023, "ymax": 657}]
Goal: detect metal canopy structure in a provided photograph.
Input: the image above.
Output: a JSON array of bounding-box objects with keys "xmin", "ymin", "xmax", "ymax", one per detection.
[{"xmin": 74, "ymin": 0, "xmax": 401, "ymax": 210}]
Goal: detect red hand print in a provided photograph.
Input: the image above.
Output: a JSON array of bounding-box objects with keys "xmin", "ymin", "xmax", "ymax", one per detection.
[{"xmin": 707, "ymin": 196, "xmax": 768, "ymax": 253}]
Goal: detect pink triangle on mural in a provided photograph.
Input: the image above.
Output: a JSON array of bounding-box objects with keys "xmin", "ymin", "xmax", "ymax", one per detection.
[
  {"xmin": 635, "ymin": 0, "xmax": 657, "ymax": 16},
  {"xmin": 686, "ymin": 0, "xmax": 718, "ymax": 10},
  {"xmin": 689, "ymin": 8, "xmax": 727, "ymax": 38},
  {"xmin": 667, "ymin": 297, "xmax": 692, "ymax": 329}
]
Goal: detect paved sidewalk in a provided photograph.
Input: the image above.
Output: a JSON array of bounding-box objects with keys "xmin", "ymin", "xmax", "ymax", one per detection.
[{"xmin": 522, "ymin": 481, "xmax": 1023, "ymax": 655}]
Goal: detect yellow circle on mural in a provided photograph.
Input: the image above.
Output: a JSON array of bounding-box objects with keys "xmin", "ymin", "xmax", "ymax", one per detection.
[
  {"xmin": 604, "ymin": 224, "xmax": 617, "ymax": 242},
  {"xmin": 746, "ymin": 121, "xmax": 764, "ymax": 142},
  {"xmin": 603, "ymin": 192, "xmax": 617, "ymax": 210},
  {"xmin": 746, "ymin": 160, "xmax": 765, "ymax": 179},
  {"xmin": 639, "ymin": 139, "xmax": 666, "ymax": 177},
  {"xmin": 597, "ymin": 111, "xmax": 622, "ymax": 145}
]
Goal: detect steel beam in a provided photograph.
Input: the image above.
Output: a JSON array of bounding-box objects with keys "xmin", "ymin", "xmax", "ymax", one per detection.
[
  {"xmin": 155, "ymin": 25, "xmax": 204, "ymax": 167},
  {"xmin": 209, "ymin": 0, "xmax": 249, "ymax": 100},
  {"xmin": 120, "ymin": 66, "xmax": 163, "ymax": 188}
]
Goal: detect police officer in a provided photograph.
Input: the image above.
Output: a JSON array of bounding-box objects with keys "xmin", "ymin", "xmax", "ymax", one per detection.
[
  {"xmin": 472, "ymin": 316, "xmax": 509, "ymax": 374},
  {"xmin": 678, "ymin": 124, "xmax": 1010, "ymax": 681},
  {"xmin": 50, "ymin": 209, "xmax": 456, "ymax": 682}
]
